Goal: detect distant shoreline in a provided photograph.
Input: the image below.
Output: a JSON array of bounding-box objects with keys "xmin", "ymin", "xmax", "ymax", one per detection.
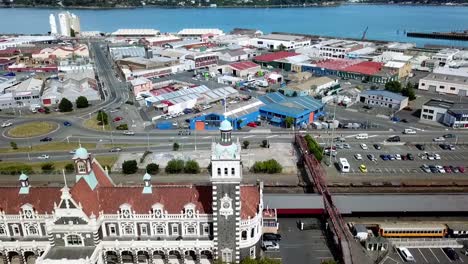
[{"xmin": 1, "ymin": 2, "xmax": 467, "ymax": 10}]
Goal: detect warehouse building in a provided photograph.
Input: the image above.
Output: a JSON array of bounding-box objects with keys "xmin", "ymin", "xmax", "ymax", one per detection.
[
  {"xmin": 251, "ymin": 34, "xmax": 311, "ymax": 50},
  {"xmin": 418, "ymin": 72, "xmax": 468, "ymax": 97},
  {"xmin": 359, "ymin": 90, "xmax": 409, "ymax": 111},
  {"xmin": 225, "ymin": 61, "xmax": 261, "ymax": 77}
]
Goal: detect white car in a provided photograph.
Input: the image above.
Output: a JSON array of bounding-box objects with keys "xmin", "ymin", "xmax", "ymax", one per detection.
[
  {"xmin": 69, "ymin": 149, "xmax": 76, "ymax": 154},
  {"xmin": 436, "ymin": 165, "xmax": 445, "ymax": 173},
  {"xmin": 360, "ymin": 143, "xmax": 368, "ymax": 150},
  {"xmin": 262, "ymin": 240, "xmax": 279, "ymax": 251},
  {"xmin": 123, "ymin": 131, "xmax": 135, "ymax": 135},
  {"xmin": 433, "ymin": 137, "xmax": 445, "ymax": 142},
  {"xmin": 1, "ymin": 122, "xmax": 12, "ymax": 128},
  {"xmin": 434, "ymin": 153, "xmax": 441, "ymax": 160},
  {"xmin": 395, "ymin": 154, "xmax": 402, "ymax": 160},
  {"xmin": 354, "ymin": 154, "xmax": 362, "ymax": 160},
  {"xmin": 37, "ymin": 154, "xmax": 50, "ymax": 160}
]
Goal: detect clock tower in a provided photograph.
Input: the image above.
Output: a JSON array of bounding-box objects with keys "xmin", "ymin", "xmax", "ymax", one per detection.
[{"xmin": 211, "ymin": 119, "xmax": 242, "ymax": 263}]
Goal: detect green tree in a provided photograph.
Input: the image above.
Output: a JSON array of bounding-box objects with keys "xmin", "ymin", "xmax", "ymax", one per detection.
[
  {"xmin": 277, "ymin": 44, "xmax": 286, "ymax": 51},
  {"xmin": 261, "ymin": 139, "xmax": 269, "ymax": 148},
  {"xmin": 122, "ymin": 160, "xmax": 138, "ymax": 174},
  {"xmin": 58, "ymin": 98, "xmax": 73, "ymax": 112},
  {"xmin": 116, "ymin": 124, "xmax": 128, "ymax": 130},
  {"xmin": 402, "ymin": 82, "xmax": 416, "ymax": 101},
  {"xmin": 75, "ymin": 96, "xmax": 89, "ymax": 108},
  {"xmin": 41, "ymin": 162, "xmax": 55, "ymax": 172},
  {"xmin": 184, "ymin": 160, "xmax": 200, "ymax": 174},
  {"xmin": 146, "ymin": 163, "xmax": 159, "ymax": 174},
  {"xmin": 243, "ymin": 140, "xmax": 250, "ymax": 149},
  {"xmin": 165, "ymin": 159, "xmax": 185, "ymax": 174},
  {"xmin": 10, "ymin": 141, "xmax": 18, "ymax": 150},
  {"xmin": 284, "ymin": 116, "xmax": 294, "ymax": 128},
  {"xmin": 251, "ymin": 159, "xmax": 282, "ymax": 174},
  {"xmin": 44, "ymin": 106, "xmax": 50, "ymax": 114},
  {"xmin": 96, "ymin": 110, "xmax": 108, "ymax": 125},
  {"xmin": 236, "ymin": 119, "xmax": 243, "ymax": 129},
  {"xmin": 173, "ymin": 142, "xmax": 180, "ymax": 151},
  {"xmin": 65, "ymin": 163, "xmax": 75, "ymax": 172},
  {"xmin": 384, "ymin": 80, "xmax": 402, "ymax": 93}
]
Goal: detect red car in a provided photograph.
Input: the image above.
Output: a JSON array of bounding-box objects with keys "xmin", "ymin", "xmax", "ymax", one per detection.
[
  {"xmin": 459, "ymin": 166, "xmax": 465, "ymax": 173},
  {"xmin": 444, "ymin": 166, "xmax": 452, "ymax": 173},
  {"xmin": 247, "ymin": 122, "xmax": 257, "ymax": 128},
  {"xmin": 37, "ymin": 108, "xmax": 45, "ymax": 113},
  {"xmin": 113, "ymin": 116, "xmax": 123, "ymax": 122}
]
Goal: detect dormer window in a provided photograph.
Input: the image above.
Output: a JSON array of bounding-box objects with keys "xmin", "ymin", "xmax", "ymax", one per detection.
[
  {"xmin": 152, "ymin": 203, "xmax": 164, "ymax": 218},
  {"xmin": 184, "ymin": 203, "xmax": 196, "ymax": 218},
  {"xmin": 21, "ymin": 204, "xmax": 34, "ymax": 219},
  {"xmin": 119, "ymin": 204, "xmax": 132, "ymax": 219},
  {"xmin": 77, "ymin": 162, "xmax": 86, "ymax": 173}
]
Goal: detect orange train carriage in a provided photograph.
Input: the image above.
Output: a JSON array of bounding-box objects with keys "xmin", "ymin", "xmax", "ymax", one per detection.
[{"xmin": 378, "ymin": 223, "xmax": 448, "ymax": 238}]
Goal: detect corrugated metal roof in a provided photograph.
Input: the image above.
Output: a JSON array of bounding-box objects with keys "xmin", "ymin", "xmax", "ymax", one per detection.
[
  {"xmin": 361, "ymin": 90, "xmax": 407, "ymax": 101},
  {"xmin": 264, "ymin": 194, "xmax": 324, "ymax": 209}
]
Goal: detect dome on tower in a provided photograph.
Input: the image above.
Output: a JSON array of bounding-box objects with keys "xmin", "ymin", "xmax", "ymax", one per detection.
[
  {"xmin": 74, "ymin": 147, "xmax": 89, "ymax": 159},
  {"xmin": 219, "ymin": 119, "xmax": 232, "ymax": 131}
]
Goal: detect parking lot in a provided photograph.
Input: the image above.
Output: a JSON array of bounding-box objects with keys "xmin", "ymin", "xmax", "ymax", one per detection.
[
  {"xmin": 263, "ymin": 218, "xmax": 335, "ymax": 264},
  {"xmin": 322, "ymin": 139, "xmax": 467, "ymax": 177},
  {"xmin": 383, "ymin": 247, "xmax": 468, "ymax": 264}
]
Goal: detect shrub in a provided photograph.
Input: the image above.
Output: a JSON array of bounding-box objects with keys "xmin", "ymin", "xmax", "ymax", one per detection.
[
  {"xmin": 41, "ymin": 163, "xmax": 55, "ymax": 172},
  {"xmin": 96, "ymin": 110, "xmax": 108, "ymax": 125},
  {"xmin": 146, "ymin": 163, "xmax": 159, "ymax": 175},
  {"xmin": 251, "ymin": 159, "xmax": 282, "ymax": 174},
  {"xmin": 122, "ymin": 160, "xmax": 138, "ymax": 174},
  {"xmin": 1, "ymin": 164, "xmax": 33, "ymax": 175},
  {"xmin": 58, "ymin": 98, "xmax": 73, "ymax": 112},
  {"xmin": 125, "ymin": 100, "xmax": 134, "ymax": 105},
  {"xmin": 242, "ymin": 140, "xmax": 250, "ymax": 149},
  {"xmin": 165, "ymin": 159, "xmax": 185, "ymax": 174},
  {"xmin": 184, "ymin": 160, "xmax": 200, "ymax": 174},
  {"xmin": 261, "ymin": 139, "xmax": 269, "ymax": 148},
  {"xmin": 116, "ymin": 124, "xmax": 128, "ymax": 130},
  {"xmin": 173, "ymin": 142, "xmax": 180, "ymax": 151},
  {"xmin": 10, "ymin": 141, "xmax": 18, "ymax": 150},
  {"xmin": 284, "ymin": 116, "xmax": 294, "ymax": 128},
  {"xmin": 304, "ymin": 134, "xmax": 323, "ymax": 161},
  {"xmin": 64, "ymin": 163, "xmax": 75, "ymax": 172},
  {"xmin": 44, "ymin": 107, "xmax": 50, "ymax": 114},
  {"xmin": 76, "ymin": 96, "xmax": 89, "ymax": 108}
]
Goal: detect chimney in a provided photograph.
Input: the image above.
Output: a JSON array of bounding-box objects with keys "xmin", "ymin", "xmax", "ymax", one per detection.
[
  {"xmin": 19, "ymin": 172, "xmax": 30, "ymax": 194},
  {"xmin": 142, "ymin": 172, "xmax": 152, "ymax": 194}
]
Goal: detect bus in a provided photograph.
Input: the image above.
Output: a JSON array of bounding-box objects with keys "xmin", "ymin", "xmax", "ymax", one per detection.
[{"xmin": 339, "ymin": 158, "xmax": 350, "ymax": 173}]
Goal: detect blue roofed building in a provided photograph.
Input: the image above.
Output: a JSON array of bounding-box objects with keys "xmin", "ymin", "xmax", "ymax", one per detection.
[{"xmin": 258, "ymin": 92, "xmax": 325, "ymax": 128}]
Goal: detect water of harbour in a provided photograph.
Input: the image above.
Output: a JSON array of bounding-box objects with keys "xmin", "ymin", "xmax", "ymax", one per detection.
[{"xmin": 1, "ymin": 5, "xmax": 468, "ymax": 47}]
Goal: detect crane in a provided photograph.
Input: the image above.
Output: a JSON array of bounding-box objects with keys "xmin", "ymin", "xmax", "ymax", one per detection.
[{"xmin": 361, "ymin": 26, "xmax": 369, "ymax": 41}]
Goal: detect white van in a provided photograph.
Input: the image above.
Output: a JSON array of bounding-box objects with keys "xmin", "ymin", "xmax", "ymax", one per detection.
[
  {"xmin": 355, "ymin": 133, "xmax": 368, "ymax": 139},
  {"xmin": 403, "ymin": 129, "xmax": 416, "ymax": 134},
  {"xmin": 339, "ymin": 158, "xmax": 350, "ymax": 173},
  {"xmin": 398, "ymin": 247, "xmax": 415, "ymax": 262}
]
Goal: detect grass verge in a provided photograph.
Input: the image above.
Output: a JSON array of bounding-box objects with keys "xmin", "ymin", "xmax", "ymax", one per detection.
[
  {"xmin": 0, "ymin": 142, "xmax": 96, "ymax": 154},
  {"xmin": 83, "ymin": 113, "xmax": 111, "ymax": 131}
]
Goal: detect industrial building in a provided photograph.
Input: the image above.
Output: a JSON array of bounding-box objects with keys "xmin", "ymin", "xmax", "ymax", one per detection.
[
  {"xmin": 225, "ymin": 61, "xmax": 261, "ymax": 77},
  {"xmin": 111, "ymin": 29, "xmax": 160, "ymax": 37},
  {"xmin": 418, "ymin": 71, "xmax": 468, "ymax": 97},
  {"xmin": 177, "ymin": 28, "xmax": 224, "ymax": 38},
  {"xmin": 358, "ymin": 90, "xmax": 409, "ymax": 111},
  {"xmin": 420, "ymin": 99, "xmax": 468, "ymax": 128},
  {"xmin": 251, "ymin": 34, "xmax": 311, "ymax": 50}
]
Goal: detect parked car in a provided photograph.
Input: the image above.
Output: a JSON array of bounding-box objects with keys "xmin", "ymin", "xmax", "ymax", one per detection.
[
  {"xmin": 178, "ymin": 130, "xmax": 191, "ymax": 136},
  {"xmin": 37, "ymin": 154, "xmax": 49, "ymax": 160},
  {"xmin": 421, "ymin": 164, "xmax": 431, "ymax": 173},
  {"xmin": 443, "ymin": 248, "xmax": 460, "ymax": 261},
  {"xmin": 380, "ymin": 154, "xmax": 389, "ymax": 161},
  {"xmin": 247, "ymin": 122, "xmax": 257, "ymax": 128},
  {"xmin": 63, "ymin": 121, "xmax": 72, "ymax": 126},
  {"xmin": 263, "ymin": 233, "xmax": 281, "ymax": 241},
  {"xmin": 1, "ymin": 122, "xmax": 12, "ymax": 128},
  {"xmin": 373, "ymin": 144, "xmax": 381, "ymax": 150},
  {"xmin": 451, "ymin": 166, "xmax": 460, "ymax": 173},
  {"xmin": 444, "ymin": 166, "xmax": 452, "ymax": 173},
  {"xmin": 407, "ymin": 153, "xmax": 414, "ymax": 160},
  {"xmin": 359, "ymin": 164, "xmax": 368, "ymax": 173},
  {"xmin": 123, "ymin": 131, "xmax": 135, "ymax": 135},
  {"xmin": 436, "ymin": 165, "xmax": 446, "ymax": 173},
  {"xmin": 69, "ymin": 149, "xmax": 76, "ymax": 154},
  {"xmin": 354, "ymin": 154, "xmax": 362, "ymax": 160},
  {"xmin": 429, "ymin": 165, "xmax": 438, "ymax": 173},
  {"xmin": 433, "ymin": 137, "xmax": 445, "ymax": 142},
  {"xmin": 113, "ymin": 116, "xmax": 123, "ymax": 122},
  {"xmin": 109, "ymin": 147, "xmax": 122, "ymax": 152},
  {"xmin": 416, "ymin": 144, "xmax": 425, "ymax": 151},
  {"xmin": 459, "ymin": 166, "xmax": 465, "ymax": 173},
  {"xmin": 387, "ymin": 136, "xmax": 400, "ymax": 142},
  {"xmin": 443, "ymin": 134, "xmax": 456, "ymax": 138},
  {"xmin": 449, "ymin": 144, "xmax": 455, "ymax": 150},
  {"xmin": 395, "ymin": 154, "xmax": 402, "ymax": 160},
  {"xmin": 262, "ymin": 240, "xmax": 279, "ymax": 251},
  {"xmin": 40, "ymin": 137, "xmax": 52, "ymax": 142},
  {"xmin": 360, "ymin": 143, "xmax": 368, "ymax": 150},
  {"xmin": 434, "ymin": 153, "xmax": 441, "ymax": 160},
  {"xmin": 367, "ymin": 154, "xmax": 376, "ymax": 161}
]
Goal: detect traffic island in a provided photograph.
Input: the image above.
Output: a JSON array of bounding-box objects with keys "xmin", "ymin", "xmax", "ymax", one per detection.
[
  {"xmin": 83, "ymin": 113, "xmax": 111, "ymax": 131},
  {"xmin": 6, "ymin": 121, "xmax": 58, "ymax": 138}
]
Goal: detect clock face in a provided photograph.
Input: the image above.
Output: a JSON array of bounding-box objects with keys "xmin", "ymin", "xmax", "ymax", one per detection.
[{"xmin": 222, "ymin": 202, "xmax": 230, "ymax": 209}]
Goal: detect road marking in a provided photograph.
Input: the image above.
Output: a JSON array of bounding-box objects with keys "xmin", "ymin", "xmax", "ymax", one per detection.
[
  {"xmin": 418, "ymin": 248, "xmax": 429, "ymax": 263},
  {"xmin": 243, "ymin": 135, "xmax": 254, "ymax": 139},
  {"xmin": 266, "ymin": 135, "xmax": 278, "ymax": 139},
  {"xmin": 440, "ymin": 248, "xmax": 453, "ymax": 263},
  {"xmin": 181, "ymin": 137, "xmax": 188, "ymax": 139},
  {"xmin": 202, "ymin": 136, "xmax": 211, "ymax": 139},
  {"xmin": 429, "ymin": 248, "xmax": 440, "ymax": 263}
]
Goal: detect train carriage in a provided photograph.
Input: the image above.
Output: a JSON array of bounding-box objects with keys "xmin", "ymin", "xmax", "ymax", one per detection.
[{"xmin": 378, "ymin": 223, "xmax": 448, "ymax": 238}]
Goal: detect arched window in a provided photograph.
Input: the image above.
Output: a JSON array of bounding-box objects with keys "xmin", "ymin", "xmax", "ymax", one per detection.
[
  {"xmin": 217, "ymin": 168, "xmax": 221, "ymax": 176},
  {"xmin": 66, "ymin": 234, "xmax": 83, "ymax": 246},
  {"xmin": 28, "ymin": 225, "xmax": 38, "ymax": 236},
  {"xmin": 241, "ymin": 230, "xmax": 247, "ymax": 240},
  {"xmin": 224, "ymin": 168, "xmax": 228, "ymax": 176},
  {"xmin": 123, "ymin": 224, "xmax": 134, "ymax": 235},
  {"xmin": 231, "ymin": 168, "xmax": 235, "ymax": 175}
]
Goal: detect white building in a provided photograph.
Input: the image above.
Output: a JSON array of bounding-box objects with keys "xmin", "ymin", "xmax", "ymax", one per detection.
[
  {"xmin": 251, "ymin": 34, "xmax": 311, "ymax": 50},
  {"xmin": 57, "ymin": 11, "xmax": 81, "ymax": 37},
  {"xmin": 418, "ymin": 72, "xmax": 468, "ymax": 97},
  {"xmin": 111, "ymin": 29, "xmax": 160, "ymax": 37},
  {"xmin": 49, "ymin": 14, "xmax": 58, "ymax": 35},
  {"xmin": 0, "ymin": 78, "xmax": 43, "ymax": 109},
  {"xmin": 177, "ymin": 28, "xmax": 224, "ymax": 38}
]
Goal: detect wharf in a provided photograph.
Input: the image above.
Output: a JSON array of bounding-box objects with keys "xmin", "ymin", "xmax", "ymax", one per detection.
[{"xmin": 407, "ymin": 31, "xmax": 468, "ymax": 41}]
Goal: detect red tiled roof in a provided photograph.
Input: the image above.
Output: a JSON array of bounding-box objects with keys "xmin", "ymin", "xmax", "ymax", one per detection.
[
  {"xmin": 254, "ymin": 51, "xmax": 298, "ymax": 62},
  {"xmin": 229, "ymin": 61, "xmax": 259, "ymax": 71},
  {"xmin": 0, "ymin": 187, "xmax": 61, "ymax": 214},
  {"xmin": 0, "ymin": 48, "xmax": 20, "ymax": 55},
  {"xmin": 316, "ymin": 59, "xmax": 360, "ymax": 71},
  {"xmin": 71, "ymin": 178, "xmax": 100, "ymax": 216},
  {"xmin": 241, "ymin": 186, "xmax": 260, "ymax": 219},
  {"xmin": 343, "ymin": 61, "xmax": 383, "ymax": 75},
  {"xmin": 92, "ymin": 161, "xmax": 114, "ymax": 187}
]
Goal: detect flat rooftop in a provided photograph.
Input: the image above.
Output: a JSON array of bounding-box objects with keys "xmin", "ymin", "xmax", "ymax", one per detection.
[{"xmin": 423, "ymin": 99, "xmax": 454, "ymax": 109}]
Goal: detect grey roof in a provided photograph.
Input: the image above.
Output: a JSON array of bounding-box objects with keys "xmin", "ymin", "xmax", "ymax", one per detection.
[
  {"xmin": 422, "ymin": 73, "xmax": 468, "ymax": 85},
  {"xmin": 259, "ymin": 34, "xmax": 308, "ymax": 42},
  {"xmin": 226, "ymin": 49, "xmax": 246, "ymax": 57},
  {"xmin": 448, "ymin": 103, "xmax": 468, "ymax": 115},
  {"xmin": 44, "ymin": 246, "xmax": 96, "ymax": 260},
  {"xmin": 360, "ymin": 89, "xmax": 407, "ymax": 101},
  {"xmin": 264, "ymin": 193, "xmax": 324, "ymax": 209},
  {"xmin": 423, "ymin": 99, "xmax": 454, "ymax": 109},
  {"xmin": 110, "ymin": 46, "xmax": 146, "ymax": 60}
]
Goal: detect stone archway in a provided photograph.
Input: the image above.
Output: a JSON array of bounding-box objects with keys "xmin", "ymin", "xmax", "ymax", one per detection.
[
  {"xmin": 168, "ymin": 250, "xmax": 181, "ymax": 264},
  {"xmin": 8, "ymin": 251, "xmax": 21, "ymax": 264},
  {"xmin": 184, "ymin": 250, "xmax": 197, "ymax": 264},
  {"xmin": 137, "ymin": 250, "xmax": 149, "ymax": 264},
  {"xmin": 24, "ymin": 251, "xmax": 37, "ymax": 264},
  {"xmin": 106, "ymin": 251, "xmax": 119, "ymax": 264},
  {"xmin": 200, "ymin": 250, "xmax": 213, "ymax": 264},
  {"xmin": 152, "ymin": 250, "xmax": 165, "ymax": 264},
  {"xmin": 121, "ymin": 250, "xmax": 134, "ymax": 264}
]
